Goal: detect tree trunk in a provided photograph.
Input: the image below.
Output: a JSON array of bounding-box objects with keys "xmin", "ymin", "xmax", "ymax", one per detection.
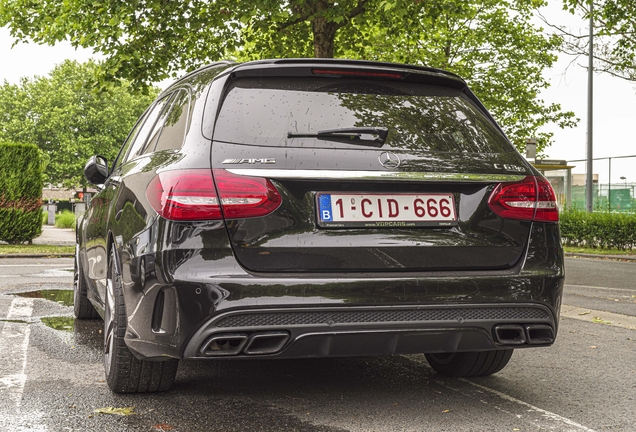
[{"xmin": 311, "ymin": 1, "xmax": 337, "ymax": 57}]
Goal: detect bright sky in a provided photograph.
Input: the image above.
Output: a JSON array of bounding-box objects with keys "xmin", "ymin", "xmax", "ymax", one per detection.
[{"xmin": 1, "ymin": 4, "xmax": 635, "ymax": 184}]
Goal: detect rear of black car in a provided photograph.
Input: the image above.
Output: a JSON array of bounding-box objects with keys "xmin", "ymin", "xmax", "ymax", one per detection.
[
  {"xmin": 152, "ymin": 62, "xmax": 561, "ymax": 355},
  {"xmin": 85, "ymin": 59, "xmax": 564, "ymax": 392}
]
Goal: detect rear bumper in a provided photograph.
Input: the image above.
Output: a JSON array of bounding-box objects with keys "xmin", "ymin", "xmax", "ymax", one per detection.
[
  {"xmin": 180, "ymin": 303, "xmax": 556, "ymax": 359},
  {"xmin": 119, "ymin": 221, "xmax": 564, "ymax": 361}
]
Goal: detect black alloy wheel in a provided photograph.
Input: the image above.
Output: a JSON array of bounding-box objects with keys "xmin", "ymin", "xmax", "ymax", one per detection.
[
  {"xmin": 104, "ymin": 249, "xmax": 178, "ymax": 393},
  {"xmin": 425, "ymin": 350, "xmax": 513, "ymax": 377},
  {"xmin": 73, "ymin": 249, "xmax": 99, "ymax": 319}
]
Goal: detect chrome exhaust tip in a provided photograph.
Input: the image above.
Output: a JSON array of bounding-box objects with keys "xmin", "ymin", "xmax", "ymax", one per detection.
[
  {"xmin": 524, "ymin": 324, "xmax": 554, "ymax": 344},
  {"xmin": 493, "ymin": 324, "xmax": 527, "ymax": 345},
  {"xmin": 243, "ymin": 332, "xmax": 290, "ymax": 355},
  {"xmin": 200, "ymin": 334, "xmax": 248, "ymax": 356}
]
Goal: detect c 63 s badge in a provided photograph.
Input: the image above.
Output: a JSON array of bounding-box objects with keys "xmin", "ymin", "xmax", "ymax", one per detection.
[
  {"xmin": 222, "ymin": 158, "xmax": 276, "ymax": 164},
  {"xmin": 493, "ymin": 163, "xmax": 525, "ymax": 173}
]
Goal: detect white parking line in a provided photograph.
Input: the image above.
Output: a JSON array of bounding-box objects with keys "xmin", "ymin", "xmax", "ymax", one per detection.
[
  {"xmin": 459, "ymin": 379, "xmax": 597, "ymax": 432},
  {"xmin": 0, "ymin": 298, "xmax": 34, "ymax": 409},
  {"xmin": 408, "ymin": 356, "xmax": 597, "ymax": 431}
]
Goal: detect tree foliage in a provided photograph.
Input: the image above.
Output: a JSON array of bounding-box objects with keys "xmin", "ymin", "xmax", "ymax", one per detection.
[
  {"xmin": 560, "ymin": 0, "xmax": 636, "ymax": 81},
  {"xmin": 0, "ymin": 142, "xmax": 43, "ymax": 244},
  {"xmin": 0, "ymin": 0, "xmax": 576, "ymax": 153},
  {"xmin": 0, "ymin": 60, "xmax": 158, "ymax": 188},
  {"xmin": 333, "ymin": 0, "xmax": 578, "ymax": 152}
]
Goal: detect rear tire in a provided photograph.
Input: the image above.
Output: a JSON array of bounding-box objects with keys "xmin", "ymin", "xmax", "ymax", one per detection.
[
  {"xmin": 73, "ymin": 250, "xmax": 99, "ymax": 319},
  {"xmin": 425, "ymin": 350, "xmax": 513, "ymax": 377},
  {"xmin": 104, "ymin": 249, "xmax": 178, "ymax": 393}
]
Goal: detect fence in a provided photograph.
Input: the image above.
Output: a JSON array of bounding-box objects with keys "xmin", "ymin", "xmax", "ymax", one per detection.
[{"xmin": 560, "ymin": 154, "xmax": 636, "ymax": 212}]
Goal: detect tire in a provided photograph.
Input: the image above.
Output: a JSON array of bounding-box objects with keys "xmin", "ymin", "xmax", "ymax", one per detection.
[
  {"xmin": 73, "ymin": 250, "xmax": 99, "ymax": 319},
  {"xmin": 104, "ymin": 249, "xmax": 178, "ymax": 393},
  {"xmin": 425, "ymin": 350, "xmax": 513, "ymax": 377}
]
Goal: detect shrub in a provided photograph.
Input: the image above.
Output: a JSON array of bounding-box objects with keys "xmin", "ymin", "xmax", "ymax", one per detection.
[
  {"xmin": 0, "ymin": 142, "xmax": 43, "ymax": 244},
  {"xmin": 560, "ymin": 209, "xmax": 636, "ymax": 250},
  {"xmin": 55, "ymin": 210, "xmax": 76, "ymax": 229}
]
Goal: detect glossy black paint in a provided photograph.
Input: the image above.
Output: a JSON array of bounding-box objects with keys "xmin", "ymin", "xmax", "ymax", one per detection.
[{"xmin": 77, "ymin": 59, "xmax": 564, "ymax": 362}]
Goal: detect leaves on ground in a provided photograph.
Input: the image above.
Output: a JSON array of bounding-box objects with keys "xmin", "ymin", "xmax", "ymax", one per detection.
[
  {"xmin": 592, "ymin": 317, "xmax": 612, "ymax": 325},
  {"xmin": 94, "ymin": 406, "xmax": 137, "ymax": 416}
]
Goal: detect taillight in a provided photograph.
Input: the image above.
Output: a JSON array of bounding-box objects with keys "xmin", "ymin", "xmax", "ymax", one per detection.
[
  {"xmin": 146, "ymin": 169, "xmax": 281, "ymax": 221},
  {"xmin": 146, "ymin": 169, "xmax": 222, "ymax": 220},
  {"xmin": 488, "ymin": 176, "xmax": 558, "ymax": 222},
  {"xmin": 534, "ymin": 177, "xmax": 559, "ymax": 222},
  {"xmin": 212, "ymin": 169, "xmax": 282, "ymax": 218}
]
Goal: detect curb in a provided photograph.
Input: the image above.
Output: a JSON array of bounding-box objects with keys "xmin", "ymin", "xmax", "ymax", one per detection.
[
  {"xmin": 565, "ymin": 252, "xmax": 636, "ymax": 261},
  {"xmin": 0, "ymin": 254, "xmax": 74, "ymax": 258}
]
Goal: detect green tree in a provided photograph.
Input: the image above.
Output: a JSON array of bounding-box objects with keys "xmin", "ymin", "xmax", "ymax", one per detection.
[
  {"xmin": 0, "ymin": 60, "xmax": 158, "ymax": 188},
  {"xmin": 560, "ymin": 0, "xmax": 636, "ymax": 81},
  {"xmin": 0, "ymin": 142, "xmax": 43, "ymax": 244},
  {"xmin": 1, "ymin": 0, "xmax": 575, "ymax": 153},
  {"xmin": 334, "ymin": 0, "xmax": 579, "ymax": 152}
]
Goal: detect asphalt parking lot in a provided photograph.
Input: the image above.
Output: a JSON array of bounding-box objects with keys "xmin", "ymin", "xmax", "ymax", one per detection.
[{"xmin": 0, "ymin": 256, "xmax": 634, "ymax": 431}]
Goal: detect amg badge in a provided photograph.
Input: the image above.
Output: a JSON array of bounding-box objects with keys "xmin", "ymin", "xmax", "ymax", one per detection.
[{"xmin": 222, "ymin": 158, "xmax": 276, "ymax": 164}]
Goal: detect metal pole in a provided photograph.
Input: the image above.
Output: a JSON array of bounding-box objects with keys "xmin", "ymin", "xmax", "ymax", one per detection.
[
  {"xmin": 586, "ymin": 2, "xmax": 594, "ymax": 213},
  {"xmin": 608, "ymin": 157, "xmax": 611, "ymax": 211}
]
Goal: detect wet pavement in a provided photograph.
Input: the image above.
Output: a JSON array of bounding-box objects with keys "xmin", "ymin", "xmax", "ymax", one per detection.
[{"xmin": 0, "ymin": 257, "xmax": 634, "ymax": 431}]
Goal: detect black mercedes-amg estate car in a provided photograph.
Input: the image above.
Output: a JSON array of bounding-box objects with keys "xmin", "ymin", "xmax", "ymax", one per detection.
[{"xmin": 75, "ymin": 59, "xmax": 564, "ymax": 393}]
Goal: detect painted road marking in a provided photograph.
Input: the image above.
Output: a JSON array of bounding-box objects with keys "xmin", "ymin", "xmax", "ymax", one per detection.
[
  {"xmin": 408, "ymin": 356, "xmax": 597, "ymax": 431},
  {"xmin": 0, "ymin": 298, "xmax": 34, "ymax": 409},
  {"xmin": 459, "ymin": 379, "xmax": 597, "ymax": 432}
]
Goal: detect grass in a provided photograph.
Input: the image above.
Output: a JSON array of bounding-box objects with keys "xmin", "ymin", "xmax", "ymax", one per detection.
[
  {"xmin": 54, "ymin": 210, "xmax": 76, "ymax": 229},
  {"xmin": 0, "ymin": 244, "xmax": 74, "ymax": 255},
  {"xmin": 563, "ymin": 246, "xmax": 636, "ymax": 256}
]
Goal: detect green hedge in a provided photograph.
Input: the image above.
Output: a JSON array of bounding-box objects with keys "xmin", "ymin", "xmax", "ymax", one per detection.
[
  {"xmin": 55, "ymin": 210, "xmax": 76, "ymax": 229},
  {"xmin": 0, "ymin": 142, "xmax": 44, "ymax": 244},
  {"xmin": 560, "ymin": 209, "xmax": 636, "ymax": 250}
]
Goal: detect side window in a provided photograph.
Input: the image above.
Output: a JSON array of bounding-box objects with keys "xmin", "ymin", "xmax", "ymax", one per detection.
[
  {"xmin": 122, "ymin": 93, "xmax": 173, "ymax": 164},
  {"xmin": 153, "ymin": 89, "xmax": 191, "ymax": 152},
  {"xmin": 112, "ymin": 109, "xmax": 151, "ymax": 171}
]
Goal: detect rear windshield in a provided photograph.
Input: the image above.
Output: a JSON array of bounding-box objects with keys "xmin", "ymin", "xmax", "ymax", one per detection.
[{"xmin": 213, "ymin": 77, "xmax": 513, "ymax": 153}]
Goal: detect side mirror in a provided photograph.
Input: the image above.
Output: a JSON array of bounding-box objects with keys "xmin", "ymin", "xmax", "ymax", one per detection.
[{"xmin": 84, "ymin": 155, "xmax": 109, "ymax": 185}]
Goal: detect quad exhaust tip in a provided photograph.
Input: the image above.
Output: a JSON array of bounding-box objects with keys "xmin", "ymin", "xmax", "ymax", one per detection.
[
  {"xmin": 243, "ymin": 332, "xmax": 289, "ymax": 355},
  {"xmin": 199, "ymin": 331, "xmax": 290, "ymax": 356},
  {"xmin": 200, "ymin": 334, "xmax": 248, "ymax": 356},
  {"xmin": 493, "ymin": 324, "xmax": 555, "ymax": 346},
  {"xmin": 524, "ymin": 324, "xmax": 555, "ymax": 345},
  {"xmin": 493, "ymin": 324, "xmax": 527, "ymax": 345}
]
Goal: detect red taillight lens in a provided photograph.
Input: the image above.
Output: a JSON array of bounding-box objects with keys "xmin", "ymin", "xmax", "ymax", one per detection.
[
  {"xmin": 535, "ymin": 177, "xmax": 559, "ymax": 222},
  {"xmin": 146, "ymin": 169, "xmax": 282, "ymax": 221},
  {"xmin": 488, "ymin": 176, "xmax": 558, "ymax": 222},
  {"xmin": 146, "ymin": 169, "xmax": 222, "ymax": 221},
  {"xmin": 213, "ymin": 169, "xmax": 282, "ymax": 219}
]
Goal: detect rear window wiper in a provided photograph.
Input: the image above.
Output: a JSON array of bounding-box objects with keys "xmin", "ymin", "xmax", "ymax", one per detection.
[{"xmin": 287, "ymin": 127, "xmax": 389, "ymax": 147}]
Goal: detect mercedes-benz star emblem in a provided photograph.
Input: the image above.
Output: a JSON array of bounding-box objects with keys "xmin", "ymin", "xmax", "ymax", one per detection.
[{"xmin": 378, "ymin": 151, "xmax": 401, "ymax": 169}]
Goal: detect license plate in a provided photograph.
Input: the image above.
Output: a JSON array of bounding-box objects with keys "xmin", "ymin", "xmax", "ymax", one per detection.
[{"xmin": 316, "ymin": 193, "xmax": 457, "ymax": 228}]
